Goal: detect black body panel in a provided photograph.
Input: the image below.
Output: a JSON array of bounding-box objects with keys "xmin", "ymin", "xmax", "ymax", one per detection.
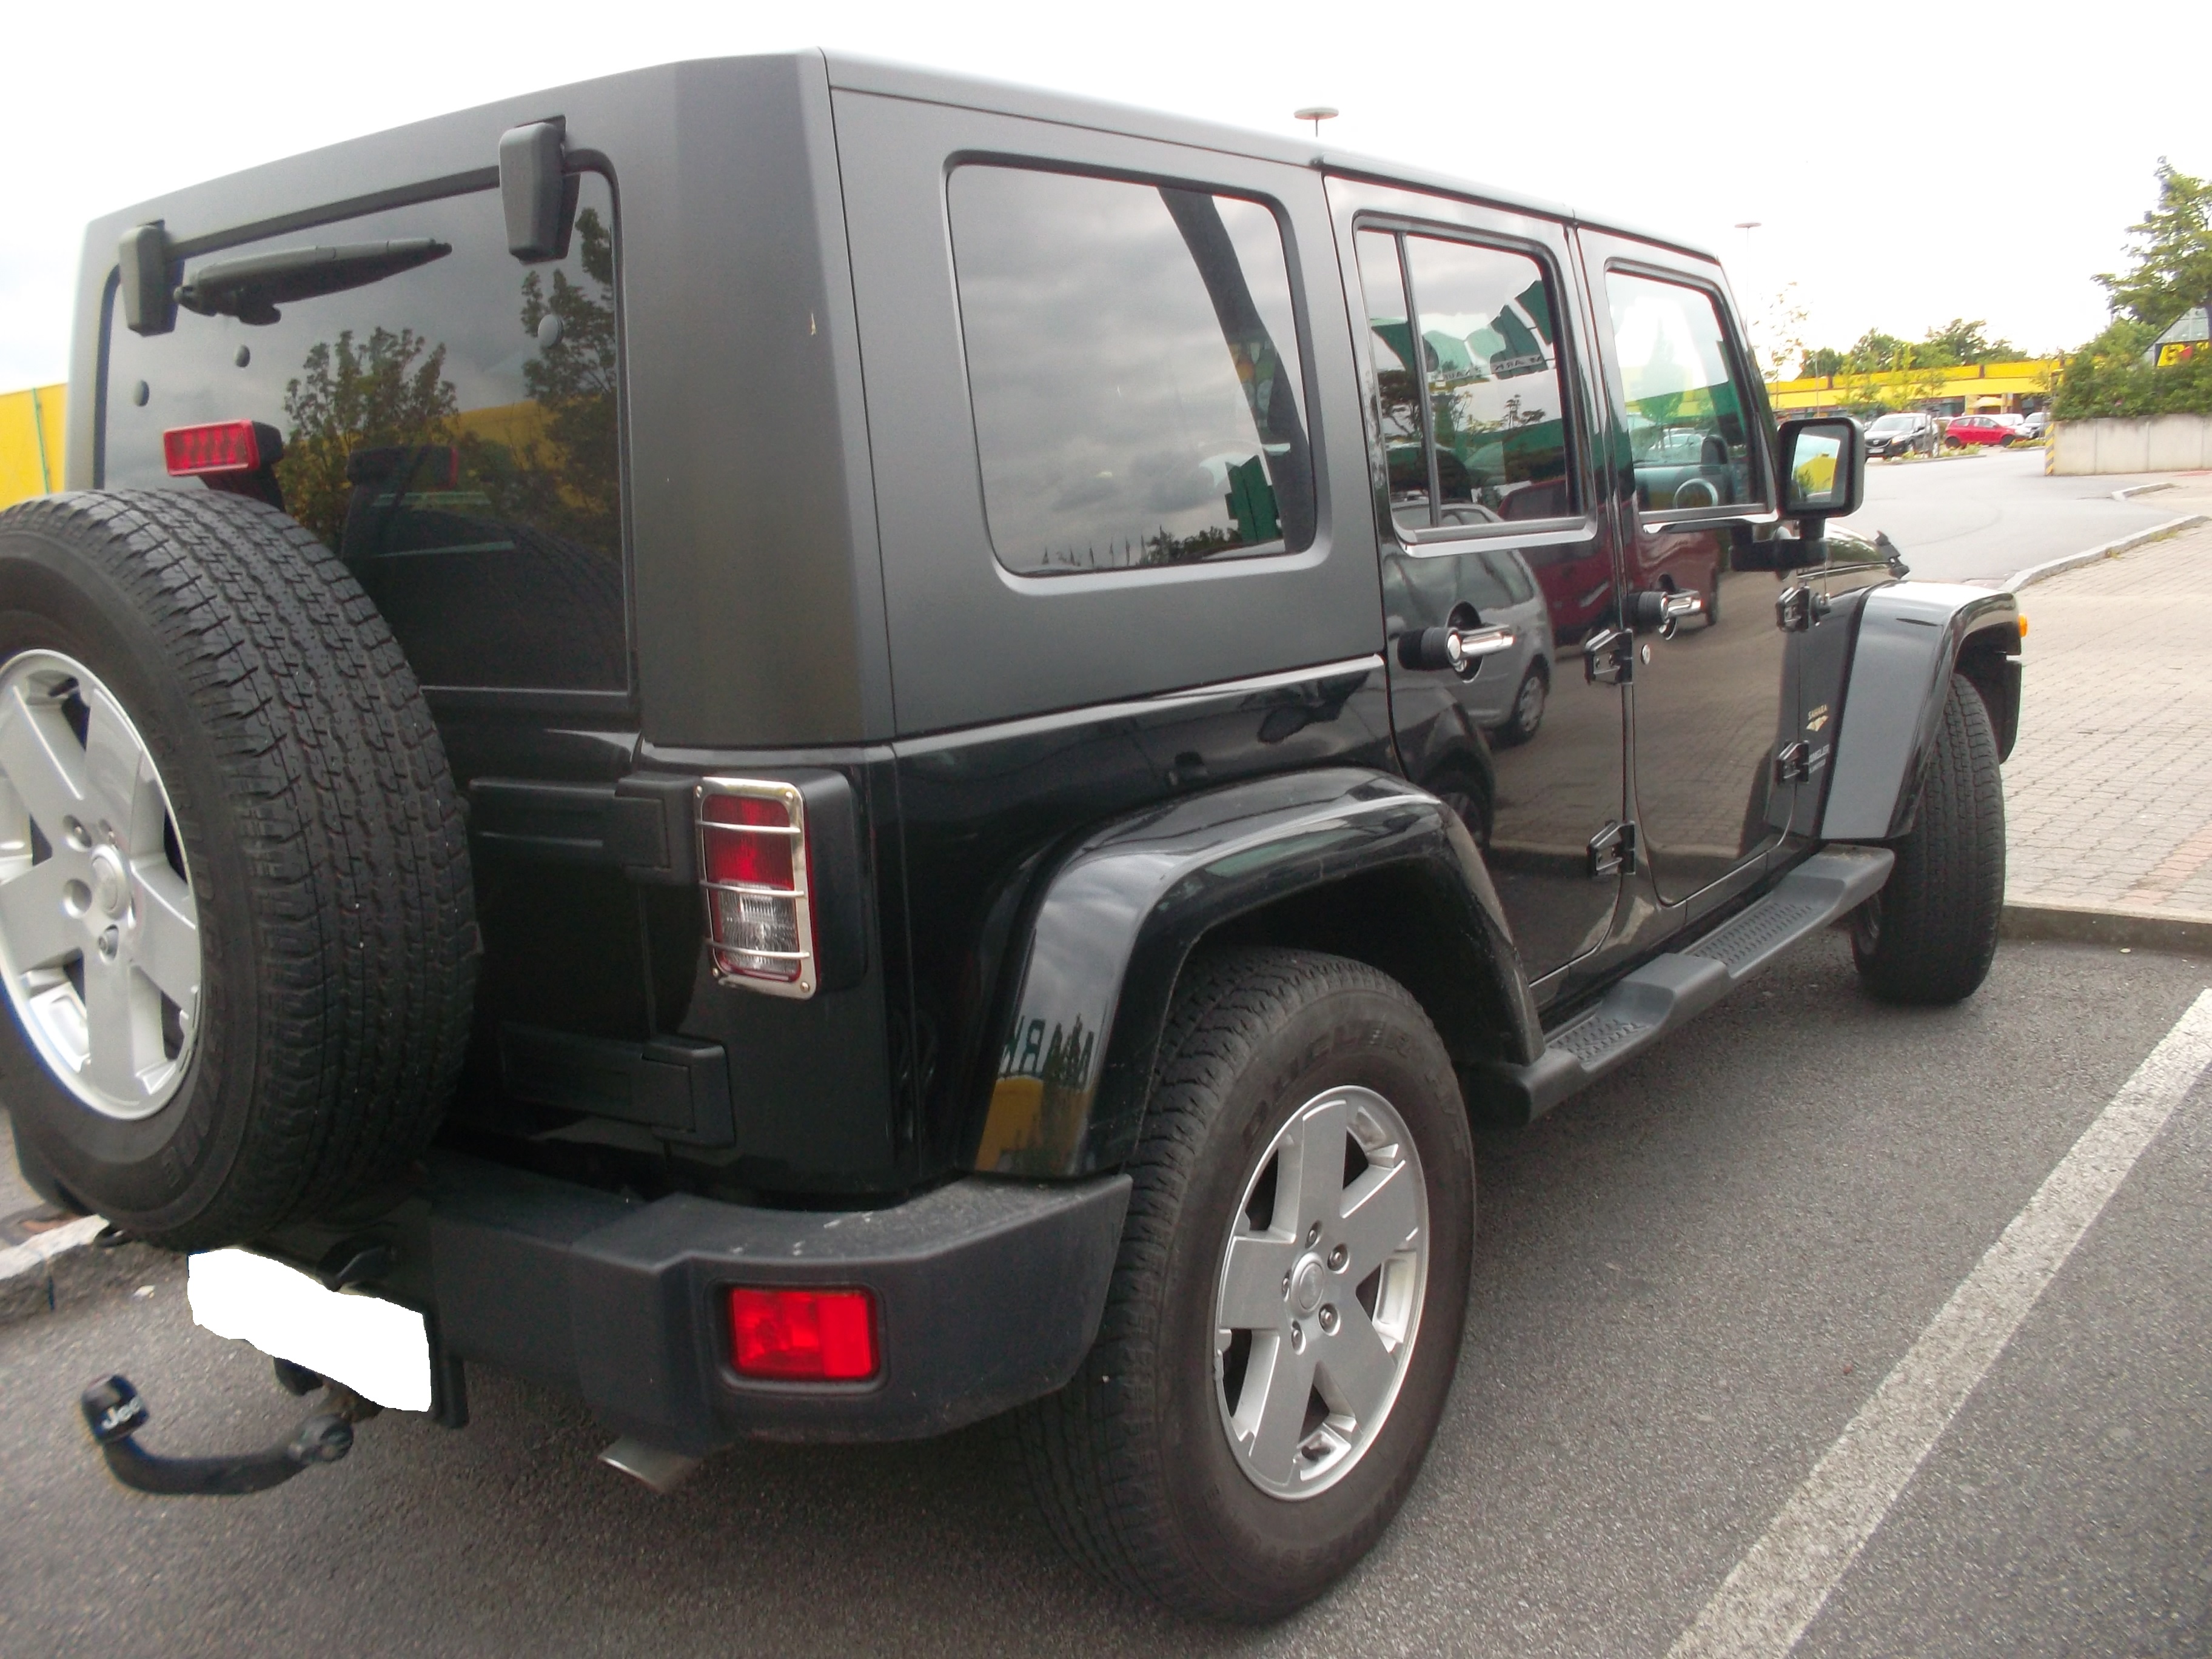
[
  {"xmin": 357, "ymin": 1155, "xmax": 1129, "ymax": 1450},
  {"xmin": 971, "ymin": 767, "xmax": 1543, "ymax": 1177},
  {"xmin": 893, "ymin": 662, "xmax": 1401, "ymax": 1179}
]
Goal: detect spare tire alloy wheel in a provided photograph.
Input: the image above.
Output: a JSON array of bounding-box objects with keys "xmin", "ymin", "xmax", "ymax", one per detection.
[
  {"xmin": 0, "ymin": 491, "xmax": 475, "ymax": 1249},
  {"xmin": 0, "ymin": 651, "xmax": 199, "ymax": 1119},
  {"xmin": 1215, "ymin": 1085, "xmax": 1428, "ymax": 1498}
]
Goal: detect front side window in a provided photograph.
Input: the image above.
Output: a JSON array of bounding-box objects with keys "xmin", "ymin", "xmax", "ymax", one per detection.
[
  {"xmin": 1355, "ymin": 229, "xmax": 1575, "ymax": 537},
  {"xmin": 106, "ymin": 176, "xmax": 625, "ymax": 692},
  {"xmin": 948, "ymin": 166, "xmax": 1314, "ymax": 576},
  {"xmin": 1604, "ymin": 272, "xmax": 1762, "ymax": 515}
]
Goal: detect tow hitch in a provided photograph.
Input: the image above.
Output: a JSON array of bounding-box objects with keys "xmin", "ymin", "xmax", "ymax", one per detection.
[{"xmin": 79, "ymin": 1361, "xmax": 379, "ymax": 1496}]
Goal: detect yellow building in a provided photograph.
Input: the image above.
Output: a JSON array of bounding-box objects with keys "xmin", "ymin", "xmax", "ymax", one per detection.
[
  {"xmin": 1766, "ymin": 359, "xmax": 2064, "ymax": 418},
  {"xmin": 0, "ymin": 384, "xmax": 64, "ymax": 510}
]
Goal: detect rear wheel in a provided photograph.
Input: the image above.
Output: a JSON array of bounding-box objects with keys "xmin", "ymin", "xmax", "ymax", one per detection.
[
  {"xmin": 1851, "ymin": 673, "xmax": 2004, "ymax": 1004},
  {"xmin": 1014, "ymin": 948, "xmax": 1475, "ymax": 1621},
  {"xmin": 0, "ymin": 491, "xmax": 475, "ymax": 1248}
]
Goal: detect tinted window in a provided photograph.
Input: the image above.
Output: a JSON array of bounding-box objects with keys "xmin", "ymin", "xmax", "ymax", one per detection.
[
  {"xmin": 948, "ymin": 166, "xmax": 1313, "ymax": 576},
  {"xmin": 1604, "ymin": 272, "xmax": 1761, "ymax": 514},
  {"xmin": 106, "ymin": 178, "xmax": 625, "ymax": 692},
  {"xmin": 1355, "ymin": 229, "xmax": 1574, "ymax": 535}
]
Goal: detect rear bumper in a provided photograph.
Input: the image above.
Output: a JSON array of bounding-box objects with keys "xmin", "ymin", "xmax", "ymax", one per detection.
[{"xmin": 398, "ymin": 1155, "xmax": 1130, "ymax": 1452}]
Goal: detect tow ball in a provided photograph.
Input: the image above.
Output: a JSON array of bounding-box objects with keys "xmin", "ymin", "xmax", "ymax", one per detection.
[{"xmin": 79, "ymin": 1361, "xmax": 377, "ymax": 1496}]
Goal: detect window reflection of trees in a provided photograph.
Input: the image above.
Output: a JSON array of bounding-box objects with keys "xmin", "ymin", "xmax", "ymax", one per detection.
[
  {"xmin": 277, "ymin": 207, "xmax": 620, "ymax": 563},
  {"xmin": 1361, "ymin": 232, "xmax": 1570, "ymax": 525},
  {"xmin": 269, "ymin": 204, "xmax": 625, "ymax": 690}
]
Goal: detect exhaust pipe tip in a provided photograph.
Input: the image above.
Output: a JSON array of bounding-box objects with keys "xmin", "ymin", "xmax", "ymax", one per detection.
[{"xmin": 598, "ymin": 1436, "xmax": 703, "ymax": 1495}]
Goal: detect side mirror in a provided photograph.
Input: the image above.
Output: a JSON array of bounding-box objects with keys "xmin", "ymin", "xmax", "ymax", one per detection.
[
  {"xmin": 1775, "ymin": 417, "xmax": 1865, "ymax": 521},
  {"xmin": 119, "ymin": 221, "xmax": 176, "ymax": 337},
  {"xmin": 499, "ymin": 120, "xmax": 578, "ymax": 263}
]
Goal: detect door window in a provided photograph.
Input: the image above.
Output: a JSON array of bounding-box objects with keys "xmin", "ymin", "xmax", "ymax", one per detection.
[
  {"xmin": 1604, "ymin": 273, "xmax": 1764, "ymax": 515},
  {"xmin": 1354, "ymin": 230, "xmax": 1574, "ymax": 538},
  {"xmin": 947, "ymin": 166, "xmax": 1314, "ymax": 577}
]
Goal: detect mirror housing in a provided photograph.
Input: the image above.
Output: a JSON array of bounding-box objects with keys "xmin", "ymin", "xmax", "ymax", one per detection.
[
  {"xmin": 119, "ymin": 221, "xmax": 176, "ymax": 337},
  {"xmin": 1775, "ymin": 416, "xmax": 1865, "ymax": 521},
  {"xmin": 500, "ymin": 120, "xmax": 578, "ymax": 263}
]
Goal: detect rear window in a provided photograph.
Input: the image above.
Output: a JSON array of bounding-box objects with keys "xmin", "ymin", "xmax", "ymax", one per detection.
[
  {"xmin": 104, "ymin": 176, "xmax": 625, "ymax": 693},
  {"xmin": 947, "ymin": 166, "xmax": 1315, "ymax": 577}
]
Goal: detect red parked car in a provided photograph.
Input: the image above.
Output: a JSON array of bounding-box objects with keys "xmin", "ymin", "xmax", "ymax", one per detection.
[{"xmin": 1945, "ymin": 413, "xmax": 2017, "ymax": 447}]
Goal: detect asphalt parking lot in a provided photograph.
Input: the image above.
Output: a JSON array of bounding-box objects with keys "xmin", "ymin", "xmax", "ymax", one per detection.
[
  {"xmin": 5, "ymin": 933, "xmax": 2208, "ymax": 1658},
  {"xmin": 1832, "ymin": 447, "xmax": 2185, "ymax": 586}
]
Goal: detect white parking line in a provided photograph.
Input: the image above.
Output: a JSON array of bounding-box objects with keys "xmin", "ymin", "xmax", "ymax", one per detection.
[{"xmin": 1669, "ymin": 988, "xmax": 2212, "ymax": 1659}]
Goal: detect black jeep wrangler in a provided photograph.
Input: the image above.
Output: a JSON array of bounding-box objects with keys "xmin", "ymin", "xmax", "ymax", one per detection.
[{"xmin": 2, "ymin": 52, "xmax": 2018, "ymax": 1620}]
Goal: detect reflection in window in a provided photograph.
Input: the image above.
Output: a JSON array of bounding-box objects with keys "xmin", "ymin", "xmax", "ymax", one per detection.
[
  {"xmin": 104, "ymin": 178, "xmax": 626, "ymax": 692},
  {"xmin": 1604, "ymin": 273, "xmax": 1758, "ymax": 514},
  {"xmin": 948, "ymin": 167, "xmax": 1314, "ymax": 575},
  {"xmin": 1356, "ymin": 230, "xmax": 1574, "ymax": 536}
]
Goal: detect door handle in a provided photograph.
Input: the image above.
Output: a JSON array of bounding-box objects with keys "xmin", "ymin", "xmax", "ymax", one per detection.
[
  {"xmin": 1398, "ymin": 623, "xmax": 1517, "ymax": 674},
  {"xmin": 1629, "ymin": 589, "xmax": 1703, "ymax": 638}
]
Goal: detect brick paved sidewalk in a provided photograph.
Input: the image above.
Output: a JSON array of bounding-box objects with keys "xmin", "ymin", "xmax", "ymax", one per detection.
[{"xmin": 2003, "ymin": 511, "xmax": 2212, "ymax": 926}]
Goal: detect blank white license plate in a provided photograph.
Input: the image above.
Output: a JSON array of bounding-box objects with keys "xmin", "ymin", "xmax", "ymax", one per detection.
[{"xmin": 187, "ymin": 1248, "xmax": 432, "ymax": 1412}]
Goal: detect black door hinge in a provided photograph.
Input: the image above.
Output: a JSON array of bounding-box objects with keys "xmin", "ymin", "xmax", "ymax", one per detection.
[
  {"xmin": 1774, "ymin": 740, "xmax": 1827, "ymax": 785},
  {"xmin": 1583, "ymin": 627, "xmax": 1634, "ymax": 685},
  {"xmin": 1588, "ymin": 819, "xmax": 1637, "ymax": 879},
  {"xmin": 1775, "ymin": 586, "xmax": 1832, "ymax": 632}
]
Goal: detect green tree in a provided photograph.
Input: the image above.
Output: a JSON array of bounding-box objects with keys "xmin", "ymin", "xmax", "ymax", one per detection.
[
  {"xmin": 1799, "ymin": 346, "xmax": 1846, "ymax": 377},
  {"xmin": 1846, "ymin": 330, "xmax": 1911, "ymax": 371},
  {"xmin": 2097, "ymin": 161, "xmax": 2212, "ymax": 335},
  {"xmin": 276, "ymin": 326, "xmax": 458, "ymax": 547},
  {"xmin": 494, "ymin": 206, "xmax": 620, "ymax": 554},
  {"xmin": 2051, "ymin": 315, "xmax": 2212, "ymax": 418},
  {"xmin": 1915, "ymin": 318, "xmax": 2019, "ymax": 366}
]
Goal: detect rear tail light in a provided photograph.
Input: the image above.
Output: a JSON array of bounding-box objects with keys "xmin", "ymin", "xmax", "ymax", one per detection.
[
  {"xmin": 697, "ymin": 779, "xmax": 816, "ymax": 997},
  {"xmin": 728, "ymin": 1286, "xmax": 877, "ymax": 1381},
  {"xmin": 163, "ymin": 420, "xmax": 279, "ymax": 477}
]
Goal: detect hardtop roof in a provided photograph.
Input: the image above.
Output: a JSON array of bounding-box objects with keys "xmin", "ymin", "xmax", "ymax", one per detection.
[
  {"xmin": 822, "ymin": 50, "xmax": 1720, "ymax": 265},
  {"xmin": 85, "ymin": 49, "xmax": 1720, "ymax": 270}
]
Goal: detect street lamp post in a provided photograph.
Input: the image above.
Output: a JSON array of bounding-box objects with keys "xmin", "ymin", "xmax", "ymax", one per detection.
[{"xmin": 1293, "ymin": 106, "xmax": 1339, "ymax": 139}]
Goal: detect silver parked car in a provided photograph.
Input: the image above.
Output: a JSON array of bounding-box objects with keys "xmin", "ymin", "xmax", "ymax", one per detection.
[{"xmin": 1406, "ymin": 521, "xmax": 1552, "ymax": 746}]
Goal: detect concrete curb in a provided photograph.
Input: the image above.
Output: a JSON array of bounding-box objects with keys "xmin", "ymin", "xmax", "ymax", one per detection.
[
  {"xmin": 2002, "ymin": 902, "xmax": 2212, "ymax": 956},
  {"xmin": 2111, "ymin": 481, "xmax": 2176, "ymax": 501},
  {"xmin": 0, "ymin": 1213, "xmax": 171, "ymax": 1326},
  {"xmin": 2002, "ymin": 514, "xmax": 2211, "ymax": 593}
]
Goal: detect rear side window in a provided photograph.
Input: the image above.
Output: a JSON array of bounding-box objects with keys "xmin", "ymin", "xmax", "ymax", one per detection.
[
  {"xmin": 1354, "ymin": 229, "xmax": 1575, "ymax": 537},
  {"xmin": 947, "ymin": 166, "xmax": 1315, "ymax": 577},
  {"xmin": 105, "ymin": 176, "xmax": 625, "ymax": 692}
]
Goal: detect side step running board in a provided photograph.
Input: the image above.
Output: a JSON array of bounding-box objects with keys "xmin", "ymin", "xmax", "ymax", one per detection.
[{"xmin": 1472, "ymin": 846, "xmax": 1894, "ymax": 1125}]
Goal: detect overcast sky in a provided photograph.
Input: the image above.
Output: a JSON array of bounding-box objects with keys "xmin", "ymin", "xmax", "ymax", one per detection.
[{"xmin": 1, "ymin": 0, "xmax": 2199, "ymax": 390}]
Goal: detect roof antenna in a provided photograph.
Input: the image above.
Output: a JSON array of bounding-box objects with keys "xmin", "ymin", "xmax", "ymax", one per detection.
[{"xmin": 1293, "ymin": 106, "xmax": 1339, "ymax": 140}]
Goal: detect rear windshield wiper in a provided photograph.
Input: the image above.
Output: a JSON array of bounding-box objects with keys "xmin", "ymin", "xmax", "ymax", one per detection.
[{"xmin": 174, "ymin": 238, "xmax": 452, "ymax": 326}]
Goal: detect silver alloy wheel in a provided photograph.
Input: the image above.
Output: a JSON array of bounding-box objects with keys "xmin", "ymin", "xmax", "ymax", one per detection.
[
  {"xmin": 1513, "ymin": 665, "xmax": 1547, "ymax": 736},
  {"xmin": 0, "ymin": 651, "xmax": 200, "ymax": 1120},
  {"xmin": 1213, "ymin": 1084, "xmax": 1429, "ymax": 1500}
]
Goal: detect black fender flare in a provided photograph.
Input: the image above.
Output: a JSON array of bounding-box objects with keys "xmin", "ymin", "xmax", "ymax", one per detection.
[
  {"xmin": 968, "ymin": 767, "xmax": 1542, "ymax": 1178},
  {"xmin": 1820, "ymin": 581, "xmax": 2020, "ymax": 843}
]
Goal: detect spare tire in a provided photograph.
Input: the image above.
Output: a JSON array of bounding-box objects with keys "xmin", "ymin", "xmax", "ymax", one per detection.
[{"xmin": 0, "ymin": 490, "xmax": 475, "ymax": 1249}]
